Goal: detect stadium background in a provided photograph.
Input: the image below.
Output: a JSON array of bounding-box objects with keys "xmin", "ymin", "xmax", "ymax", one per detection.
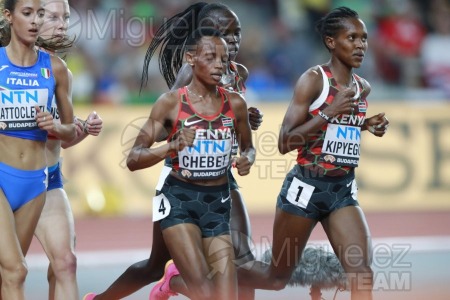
[
  {"xmin": 59, "ymin": 0, "xmax": 450, "ymax": 216},
  {"xmin": 27, "ymin": 0, "xmax": 450, "ymax": 299}
]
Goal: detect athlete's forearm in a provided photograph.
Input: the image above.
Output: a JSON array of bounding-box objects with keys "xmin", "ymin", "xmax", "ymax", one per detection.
[
  {"xmin": 61, "ymin": 117, "xmax": 88, "ymax": 148},
  {"xmin": 49, "ymin": 123, "xmax": 76, "ymax": 143},
  {"xmin": 127, "ymin": 142, "xmax": 174, "ymax": 171}
]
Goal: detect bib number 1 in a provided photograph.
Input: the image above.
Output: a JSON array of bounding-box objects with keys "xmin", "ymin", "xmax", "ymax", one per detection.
[
  {"xmin": 286, "ymin": 177, "xmax": 315, "ymax": 209},
  {"xmin": 152, "ymin": 194, "xmax": 171, "ymax": 222}
]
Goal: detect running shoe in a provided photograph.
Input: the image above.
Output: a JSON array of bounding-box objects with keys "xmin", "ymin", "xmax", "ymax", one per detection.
[
  {"xmin": 149, "ymin": 259, "xmax": 180, "ymax": 300},
  {"xmin": 82, "ymin": 293, "xmax": 96, "ymax": 300}
]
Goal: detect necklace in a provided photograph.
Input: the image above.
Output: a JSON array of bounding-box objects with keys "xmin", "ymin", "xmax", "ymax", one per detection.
[{"xmin": 187, "ymin": 87, "xmax": 218, "ymax": 99}]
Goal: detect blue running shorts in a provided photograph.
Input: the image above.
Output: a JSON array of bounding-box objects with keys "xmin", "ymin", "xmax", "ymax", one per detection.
[
  {"xmin": 47, "ymin": 162, "xmax": 64, "ymax": 191},
  {"xmin": 0, "ymin": 162, "xmax": 47, "ymax": 211}
]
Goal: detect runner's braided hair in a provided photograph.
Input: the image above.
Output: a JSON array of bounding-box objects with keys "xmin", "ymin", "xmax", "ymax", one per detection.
[
  {"xmin": 140, "ymin": 2, "xmax": 234, "ymax": 91},
  {"xmin": 315, "ymin": 6, "xmax": 359, "ymax": 51}
]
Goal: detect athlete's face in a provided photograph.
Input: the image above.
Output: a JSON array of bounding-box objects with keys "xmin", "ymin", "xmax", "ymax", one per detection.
[
  {"xmin": 40, "ymin": 0, "xmax": 70, "ymax": 39},
  {"xmin": 326, "ymin": 17, "xmax": 368, "ymax": 69},
  {"xmin": 213, "ymin": 10, "xmax": 241, "ymax": 61},
  {"xmin": 188, "ymin": 36, "xmax": 228, "ymax": 85},
  {"xmin": 4, "ymin": 0, "xmax": 45, "ymax": 45}
]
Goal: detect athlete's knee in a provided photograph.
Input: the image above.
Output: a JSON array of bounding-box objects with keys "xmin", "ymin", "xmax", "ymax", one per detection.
[
  {"xmin": 1, "ymin": 262, "xmax": 28, "ymax": 288},
  {"xmin": 51, "ymin": 251, "xmax": 77, "ymax": 278}
]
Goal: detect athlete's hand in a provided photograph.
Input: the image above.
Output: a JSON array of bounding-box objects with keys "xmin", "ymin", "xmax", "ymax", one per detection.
[
  {"xmin": 171, "ymin": 127, "xmax": 196, "ymax": 152},
  {"xmin": 248, "ymin": 107, "xmax": 263, "ymax": 130},
  {"xmin": 73, "ymin": 117, "xmax": 84, "ymax": 137},
  {"xmin": 365, "ymin": 112, "xmax": 389, "ymax": 137},
  {"xmin": 35, "ymin": 106, "xmax": 54, "ymax": 132},
  {"xmin": 84, "ymin": 111, "xmax": 103, "ymax": 136},
  {"xmin": 323, "ymin": 88, "xmax": 358, "ymax": 117},
  {"xmin": 233, "ymin": 155, "xmax": 252, "ymax": 176}
]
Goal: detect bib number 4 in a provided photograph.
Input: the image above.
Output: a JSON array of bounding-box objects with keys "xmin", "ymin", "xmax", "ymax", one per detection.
[{"xmin": 152, "ymin": 194, "xmax": 171, "ymax": 222}]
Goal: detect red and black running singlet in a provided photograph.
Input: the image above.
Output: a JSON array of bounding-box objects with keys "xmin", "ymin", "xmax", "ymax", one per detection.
[
  {"xmin": 168, "ymin": 86, "xmax": 236, "ymax": 180},
  {"xmin": 297, "ymin": 65, "xmax": 368, "ymax": 177}
]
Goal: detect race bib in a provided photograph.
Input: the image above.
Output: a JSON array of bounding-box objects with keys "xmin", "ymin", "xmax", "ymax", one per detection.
[
  {"xmin": 0, "ymin": 88, "xmax": 49, "ymax": 130},
  {"xmin": 286, "ymin": 177, "xmax": 315, "ymax": 208},
  {"xmin": 320, "ymin": 124, "xmax": 361, "ymax": 167},
  {"xmin": 178, "ymin": 137, "xmax": 232, "ymax": 180},
  {"xmin": 152, "ymin": 193, "xmax": 171, "ymax": 222}
]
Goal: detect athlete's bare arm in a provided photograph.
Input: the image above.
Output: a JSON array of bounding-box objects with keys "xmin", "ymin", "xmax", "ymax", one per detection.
[
  {"xmin": 49, "ymin": 56, "xmax": 76, "ymax": 142},
  {"xmin": 229, "ymin": 92, "xmax": 254, "ymax": 176},
  {"xmin": 127, "ymin": 91, "xmax": 195, "ymax": 171},
  {"xmin": 278, "ymin": 67, "xmax": 356, "ymax": 154}
]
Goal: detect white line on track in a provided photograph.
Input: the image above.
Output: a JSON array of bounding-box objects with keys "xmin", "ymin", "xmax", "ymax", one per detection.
[{"xmin": 26, "ymin": 235, "xmax": 450, "ymax": 269}]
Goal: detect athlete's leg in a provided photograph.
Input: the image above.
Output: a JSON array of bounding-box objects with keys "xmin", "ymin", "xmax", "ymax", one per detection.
[
  {"xmin": 164, "ymin": 188, "xmax": 255, "ymax": 299},
  {"xmin": 93, "ymin": 222, "xmax": 170, "ymax": 300},
  {"xmin": 238, "ymin": 207, "xmax": 317, "ymax": 290},
  {"xmin": 163, "ymin": 223, "xmax": 237, "ymax": 300},
  {"xmin": 321, "ymin": 206, "xmax": 373, "ymax": 300},
  {"xmin": 0, "ymin": 191, "xmax": 46, "ymax": 300},
  {"xmin": 34, "ymin": 188, "xmax": 78, "ymax": 300},
  {"xmin": 0, "ymin": 190, "xmax": 29, "ymax": 300},
  {"xmin": 202, "ymin": 234, "xmax": 238, "ymax": 299},
  {"xmin": 229, "ymin": 188, "xmax": 256, "ymax": 300}
]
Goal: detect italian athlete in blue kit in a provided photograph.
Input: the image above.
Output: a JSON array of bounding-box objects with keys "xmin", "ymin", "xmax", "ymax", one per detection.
[
  {"xmin": 0, "ymin": 0, "xmax": 75, "ymax": 298},
  {"xmin": 0, "ymin": 34, "xmax": 72, "ymax": 209}
]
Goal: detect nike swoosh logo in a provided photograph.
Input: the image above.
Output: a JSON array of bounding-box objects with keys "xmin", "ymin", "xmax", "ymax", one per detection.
[
  {"xmin": 0, "ymin": 65, "xmax": 9, "ymax": 72},
  {"xmin": 184, "ymin": 119, "xmax": 202, "ymax": 126},
  {"xmin": 221, "ymin": 195, "xmax": 231, "ymax": 203},
  {"xmin": 346, "ymin": 181, "xmax": 353, "ymax": 187}
]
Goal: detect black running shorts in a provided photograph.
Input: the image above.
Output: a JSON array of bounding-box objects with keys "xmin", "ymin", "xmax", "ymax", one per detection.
[
  {"xmin": 160, "ymin": 175, "xmax": 231, "ymax": 237},
  {"xmin": 277, "ymin": 165, "xmax": 359, "ymax": 220}
]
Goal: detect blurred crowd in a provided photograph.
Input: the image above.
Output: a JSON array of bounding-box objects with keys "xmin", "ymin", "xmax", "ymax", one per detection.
[{"xmin": 66, "ymin": 0, "xmax": 450, "ymax": 104}]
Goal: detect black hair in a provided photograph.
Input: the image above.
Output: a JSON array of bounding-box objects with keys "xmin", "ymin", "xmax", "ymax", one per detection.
[
  {"xmin": 185, "ymin": 27, "xmax": 223, "ymax": 51},
  {"xmin": 197, "ymin": 3, "xmax": 233, "ymax": 28},
  {"xmin": 140, "ymin": 2, "xmax": 207, "ymax": 91},
  {"xmin": 315, "ymin": 6, "xmax": 359, "ymax": 50},
  {"xmin": 140, "ymin": 2, "xmax": 234, "ymax": 91}
]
